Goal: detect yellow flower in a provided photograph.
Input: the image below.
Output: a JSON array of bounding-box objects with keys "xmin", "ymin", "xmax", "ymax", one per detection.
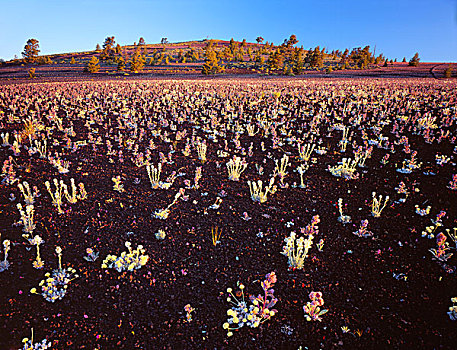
[
  {"xmin": 227, "ymin": 288, "xmax": 232, "ymax": 293},
  {"xmin": 223, "ymin": 323, "xmax": 229, "ymax": 329},
  {"xmin": 239, "ymin": 284, "xmax": 244, "ymax": 290},
  {"xmin": 227, "ymin": 331, "xmax": 233, "ymax": 337},
  {"xmin": 247, "ymin": 315, "xmax": 253, "ymax": 320},
  {"xmin": 232, "ymin": 317, "xmax": 239, "ymax": 324},
  {"xmin": 30, "ymin": 288, "xmax": 37, "ymax": 294}
]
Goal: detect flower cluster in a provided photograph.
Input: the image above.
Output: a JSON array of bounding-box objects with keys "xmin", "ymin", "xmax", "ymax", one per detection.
[
  {"xmin": 429, "ymin": 233, "xmax": 453, "ymax": 262},
  {"xmin": 101, "ymin": 241, "xmax": 148, "ymax": 272},
  {"xmin": 184, "ymin": 304, "xmax": 195, "ymax": 322},
  {"xmin": 303, "ymin": 291, "xmax": 328, "ymax": 322},
  {"xmin": 223, "ymin": 272, "xmax": 278, "ymax": 337},
  {"xmin": 353, "ymin": 219, "xmax": 373, "ymax": 238},
  {"xmin": 448, "ymin": 297, "xmax": 457, "ymax": 321},
  {"xmin": 83, "ymin": 248, "xmax": 99, "ymax": 262},
  {"xmin": 31, "ymin": 267, "xmax": 78, "ymax": 302},
  {"xmin": 21, "ymin": 329, "xmax": 51, "ymax": 350},
  {"xmin": 282, "ymin": 216, "xmax": 320, "ymax": 270}
]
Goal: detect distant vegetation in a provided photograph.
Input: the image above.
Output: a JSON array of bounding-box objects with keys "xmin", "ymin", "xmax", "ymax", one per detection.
[{"xmin": 0, "ymin": 35, "xmax": 440, "ymax": 77}]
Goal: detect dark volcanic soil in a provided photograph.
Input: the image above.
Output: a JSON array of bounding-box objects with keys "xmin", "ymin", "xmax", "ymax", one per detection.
[{"xmin": 0, "ymin": 78, "xmax": 456, "ymax": 349}]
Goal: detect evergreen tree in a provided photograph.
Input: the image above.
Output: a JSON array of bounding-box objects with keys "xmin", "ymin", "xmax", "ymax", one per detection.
[
  {"xmin": 402, "ymin": 57, "xmax": 406, "ymax": 63},
  {"xmin": 95, "ymin": 44, "xmax": 101, "ymax": 52},
  {"xmin": 444, "ymin": 66, "xmax": 453, "ymax": 78},
  {"xmin": 86, "ymin": 56, "xmax": 100, "ymax": 73},
  {"xmin": 117, "ymin": 57, "xmax": 125, "ymax": 72},
  {"xmin": 101, "ymin": 36, "xmax": 116, "ymax": 60},
  {"xmin": 139, "ymin": 37, "xmax": 145, "ymax": 45},
  {"xmin": 201, "ymin": 49, "xmax": 224, "ymax": 75},
  {"xmin": 28, "ymin": 67, "xmax": 36, "ymax": 79},
  {"xmin": 22, "ymin": 39, "xmax": 40, "ymax": 63},
  {"xmin": 267, "ymin": 49, "xmax": 284, "ymax": 70},
  {"xmin": 383, "ymin": 59, "xmax": 388, "ymax": 67},
  {"xmin": 70, "ymin": 57, "xmax": 76, "ymax": 65},
  {"xmin": 130, "ymin": 49, "xmax": 145, "ymax": 73},
  {"xmin": 256, "ymin": 36, "xmax": 264, "ymax": 45},
  {"xmin": 409, "ymin": 53, "xmax": 420, "ymax": 66}
]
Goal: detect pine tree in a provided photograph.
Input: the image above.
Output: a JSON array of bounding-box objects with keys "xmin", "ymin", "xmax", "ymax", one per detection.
[
  {"xmin": 28, "ymin": 68, "xmax": 36, "ymax": 79},
  {"xmin": 267, "ymin": 49, "xmax": 284, "ymax": 70},
  {"xmin": 22, "ymin": 39, "xmax": 40, "ymax": 63},
  {"xmin": 201, "ymin": 49, "xmax": 224, "ymax": 75},
  {"xmin": 70, "ymin": 57, "xmax": 76, "ymax": 65},
  {"xmin": 95, "ymin": 44, "xmax": 101, "ymax": 52},
  {"xmin": 130, "ymin": 49, "xmax": 145, "ymax": 73},
  {"xmin": 86, "ymin": 56, "xmax": 100, "ymax": 73},
  {"xmin": 117, "ymin": 57, "xmax": 125, "ymax": 72},
  {"xmin": 409, "ymin": 53, "xmax": 420, "ymax": 66},
  {"xmin": 402, "ymin": 57, "xmax": 406, "ymax": 63}
]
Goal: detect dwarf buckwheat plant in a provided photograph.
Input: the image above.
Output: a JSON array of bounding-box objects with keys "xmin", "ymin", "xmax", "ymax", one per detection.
[
  {"xmin": 184, "ymin": 304, "xmax": 195, "ymax": 322},
  {"xmin": 17, "ymin": 203, "xmax": 36, "ymax": 234},
  {"xmin": 353, "ymin": 220, "xmax": 373, "ymax": 238},
  {"xmin": 303, "ymin": 291, "xmax": 328, "ymax": 322},
  {"xmin": 226, "ymin": 156, "xmax": 247, "ymax": 181},
  {"xmin": 112, "ymin": 176, "xmax": 125, "ymax": 192},
  {"xmin": 274, "ymin": 154, "xmax": 290, "ymax": 183},
  {"xmin": 153, "ymin": 188, "xmax": 185, "ymax": 219},
  {"xmin": 297, "ymin": 164, "xmax": 309, "ymax": 188},
  {"xmin": 371, "ymin": 192, "xmax": 389, "ymax": 217},
  {"xmin": 298, "ymin": 143, "xmax": 315, "ymax": 162},
  {"xmin": 18, "ymin": 181, "xmax": 39, "ymax": 205},
  {"xmin": 415, "ymin": 205, "xmax": 431, "ymax": 216},
  {"xmin": 328, "ymin": 158, "xmax": 359, "ymax": 180},
  {"xmin": 196, "ymin": 140, "xmax": 207, "ymax": 162},
  {"xmin": 23, "ymin": 234, "xmax": 44, "ymax": 269},
  {"xmin": 337, "ymin": 198, "xmax": 351, "ymax": 224},
  {"xmin": 21, "ymin": 328, "xmax": 51, "ymax": 350},
  {"xmin": 448, "ymin": 174, "xmax": 457, "ymax": 190},
  {"xmin": 83, "ymin": 248, "xmax": 99, "ymax": 262},
  {"xmin": 0, "ymin": 239, "xmax": 11, "ymax": 272},
  {"xmin": 30, "ymin": 246, "xmax": 78, "ymax": 302},
  {"xmin": 101, "ymin": 241, "xmax": 148, "ymax": 272},
  {"xmin": 247, "ymin": 177, "xmax": 276, "ymax": 203},
  {"xmin": 45, "ymin": 179, "xmax": 65, "ymax": 213},
  {"xmin": 282, "ymin": 216, "xmax": 320, "ymax": 270},
  {"xmin": 223, "ymin": 272, "xmax": 278, "ymax": 337},
  {"xmin": 448, "ymin": 297, "xmax": 457, "ymax": 321},
  {"xmin": 429, "ymin": 233, "xmax": 453, "ymax": 262}
]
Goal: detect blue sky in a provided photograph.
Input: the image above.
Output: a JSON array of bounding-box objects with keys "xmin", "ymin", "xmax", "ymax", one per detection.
[{"xmin": 1, "ymin": 0, "xmax": 456, "ymax": 62}]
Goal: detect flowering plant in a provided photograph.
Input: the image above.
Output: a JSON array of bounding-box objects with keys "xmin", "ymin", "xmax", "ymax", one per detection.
[
  {"xmin": 223, "ymin": 272, "xmax": 278, "ymax": 337},
  {"xmin": 303, "ymin": 291, "xmax": 328, "ymax": 322},
  {"xmin": 101, "ymin": 241, "xmax": 148, "ymax": 272}
]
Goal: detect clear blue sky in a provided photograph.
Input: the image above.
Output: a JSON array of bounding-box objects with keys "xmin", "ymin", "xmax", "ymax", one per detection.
[{"xmin": 1, "ymin": 0, "xmax": 456, "ymax": 62}]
